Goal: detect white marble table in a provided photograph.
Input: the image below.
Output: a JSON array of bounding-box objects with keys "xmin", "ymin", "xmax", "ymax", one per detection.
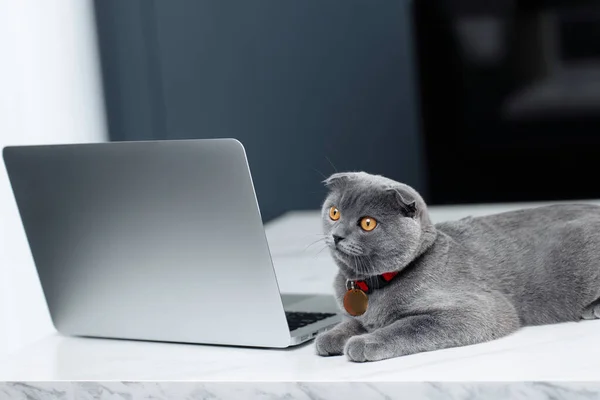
[{"xmin": 3, "ymin": 201, "xmax": 600, "ymax": 399}]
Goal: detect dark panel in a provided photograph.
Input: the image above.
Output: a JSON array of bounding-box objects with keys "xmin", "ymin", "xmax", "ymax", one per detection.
[
  {"xmin": 93, "ymin": 0, "xmax": 166, "ymax": 141},
  {"xmin": 94, "ymin": 0, "xmax": 425, "ymax": 221},
  {"xmin": 414, "ymin": 0, "xmax": 600, "ymax": 206}
]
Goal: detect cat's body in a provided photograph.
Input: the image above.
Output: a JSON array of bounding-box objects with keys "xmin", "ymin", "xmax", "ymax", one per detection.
[
  {"xmin": 316, "ymin": 172, "xmax": 600, "ymax": 362},
  {"xmin": 437, "ymin": 204, "xmax": 600, "ymax": 325}
]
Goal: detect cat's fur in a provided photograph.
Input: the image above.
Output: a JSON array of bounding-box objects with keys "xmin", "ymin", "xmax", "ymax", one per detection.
[{"xmin": 315, "ymin": 172, "xmax": 600, "ymax": 362}]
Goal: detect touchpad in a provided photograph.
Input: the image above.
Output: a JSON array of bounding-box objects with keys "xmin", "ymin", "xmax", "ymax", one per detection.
[
  {"xmin": 281, "ymin": 294, "xmax": 338, "ymax": 313},
  {"xmin": 281, "ymin": 294, "xmax": 313, "ymax": 308}
]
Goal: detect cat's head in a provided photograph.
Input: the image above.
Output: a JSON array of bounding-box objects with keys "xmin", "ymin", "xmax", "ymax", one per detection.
[{"xmin": 321, "ymin": 172, "xmax": 435, "ymax": 278}]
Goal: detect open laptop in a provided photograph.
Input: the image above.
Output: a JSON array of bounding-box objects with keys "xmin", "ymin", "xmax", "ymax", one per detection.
[{"xmin": 3, "ymin": 138, "xmax": 341, "ymax": 348}]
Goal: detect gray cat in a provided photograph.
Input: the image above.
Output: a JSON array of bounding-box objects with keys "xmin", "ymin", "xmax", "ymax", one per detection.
[{"xmin": 315, "ymin": 171, "xmax": 600, "ymax": 362}]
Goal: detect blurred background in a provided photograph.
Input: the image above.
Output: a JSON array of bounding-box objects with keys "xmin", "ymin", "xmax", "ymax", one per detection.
[
  {"xmin": 92, "ymin": 0, "xmax": 600, "ymax": 220},
  {"xmin": 1, "ymin": 0, "xmax": 600, "ymax": 353}
]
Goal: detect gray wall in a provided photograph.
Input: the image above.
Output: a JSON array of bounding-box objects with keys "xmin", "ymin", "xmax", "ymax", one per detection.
[{"xmin": 94, "ymin": 0, "xmax": 426, "ymax": 221}]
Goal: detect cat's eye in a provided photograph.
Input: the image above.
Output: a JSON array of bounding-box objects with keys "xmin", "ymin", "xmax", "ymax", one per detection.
[
  {"xmin": 360, "ymin": 217, "xmax": 377, "ymax": 232},
  {"xmin": 329, "ymin": 206, "xmax": 341, "ymax": 221}
]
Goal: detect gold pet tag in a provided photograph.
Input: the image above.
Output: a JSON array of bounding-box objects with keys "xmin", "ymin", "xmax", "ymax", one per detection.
[{"xmin": 344, "ymin": 286, "xmax": 368, "ymax": 316}]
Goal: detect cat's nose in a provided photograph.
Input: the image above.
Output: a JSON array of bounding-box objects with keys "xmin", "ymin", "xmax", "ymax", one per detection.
[{"xmin": 333, "ymin": 235, "xmax": 344, "ymax": 245}]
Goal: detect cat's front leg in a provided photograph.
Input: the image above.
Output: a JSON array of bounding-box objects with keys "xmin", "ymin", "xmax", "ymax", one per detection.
[
  {"xmin": 345, "ymin": 311, "xmax": 520, "ymax": 362},
  {"xmin": 315, "ymin": 318, "xmax": 366, "ymax": 356}
]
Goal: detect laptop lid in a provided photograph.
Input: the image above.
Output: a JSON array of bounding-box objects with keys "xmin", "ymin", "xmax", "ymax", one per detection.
[{"xmin": 3, "ymin": 139, "xmax": 291, "ymax": 348}]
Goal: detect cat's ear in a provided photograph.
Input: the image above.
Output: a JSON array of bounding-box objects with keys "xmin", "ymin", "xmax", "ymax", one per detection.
[
  {"xmin": 386, "ymin": 188, "xmax": 418, "ymax": 218},
  {"xmin": 323, "ymin": 172, "xmax": 354, "ymax": 190}
]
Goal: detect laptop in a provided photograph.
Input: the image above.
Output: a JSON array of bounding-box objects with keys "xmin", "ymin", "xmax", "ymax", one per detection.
[{"xmin": 3, "ymin": 138, "xmax": 341, "ymax": 348}]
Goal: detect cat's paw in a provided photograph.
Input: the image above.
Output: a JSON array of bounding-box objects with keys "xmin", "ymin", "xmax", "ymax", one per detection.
[
  {"xmin": 315, "ymin": 330, "xmax": 349, "ymax": 356},
  {"xmin": 344, "ymin": 335, "xmax": 391, "ymax": 362},
  {"xmin": 582, "ymin": 302, "xmax": 600, "ymax": 320}
]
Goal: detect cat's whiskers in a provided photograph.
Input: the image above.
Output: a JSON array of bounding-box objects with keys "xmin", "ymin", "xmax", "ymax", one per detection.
[
  {"xmin": 353, "ymin": 255, "xmax": 364, "ymax": 276},
  {"xmin": 362, "ymin": 258, "xmax": 370, "ymax": 275},
  {"xmin": 365, "ymin": 255, "xmax": 374, "ymax": 274},
  {"xmin": 325, "ymin": 156, "xmax": 338, "ymax": 173},
  {"xmin": 303, "ymin": 237, "xmax": 327, "ymax": 252},
  {"xmin": 352, "ymin": 256, "xmax": 360, "ymax": 275},
  {"xmin": 299, "ymin": 233, "xmax": 326, "ymax": 241},
  {"xmin": 354, "ymin": 256, "xmax": 367, "ymax": 275},
  {"xmin": 311, "ymin": 167, "xmax": 328, "ymax": 180},
  {"xmin": 314, "ymin": 244, "xmax": 329, "ymax": 258}
]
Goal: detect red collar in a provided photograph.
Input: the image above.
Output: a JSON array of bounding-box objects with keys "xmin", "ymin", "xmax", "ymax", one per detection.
[{"xmin": 346, "ymin": 271, "xmax": 399, "ymax": 294}]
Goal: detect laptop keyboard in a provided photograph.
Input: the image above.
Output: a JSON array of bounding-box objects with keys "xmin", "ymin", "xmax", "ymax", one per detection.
[{"xmin": 285, "ymin": 311, "xmax": 336, "ymax": 331}]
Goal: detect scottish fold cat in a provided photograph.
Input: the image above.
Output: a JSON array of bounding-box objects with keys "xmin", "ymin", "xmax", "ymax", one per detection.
[{"xmin": 315, "ymin": 172, "xmax": 600, "ymax": 362}]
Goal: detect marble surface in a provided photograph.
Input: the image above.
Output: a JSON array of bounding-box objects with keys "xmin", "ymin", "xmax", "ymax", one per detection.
[
  {"xmin": 2, "ymin": 200, "xmax": 600, "ymax": 383},
  {"xmin": 4, "ymin": 382, "xmax": 600, "ymax": 400}
]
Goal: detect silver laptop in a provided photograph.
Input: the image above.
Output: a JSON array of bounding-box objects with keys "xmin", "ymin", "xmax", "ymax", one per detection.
[{"xmin": 3, "ymin": 138, "xmax": 341, "ymax": 348}]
